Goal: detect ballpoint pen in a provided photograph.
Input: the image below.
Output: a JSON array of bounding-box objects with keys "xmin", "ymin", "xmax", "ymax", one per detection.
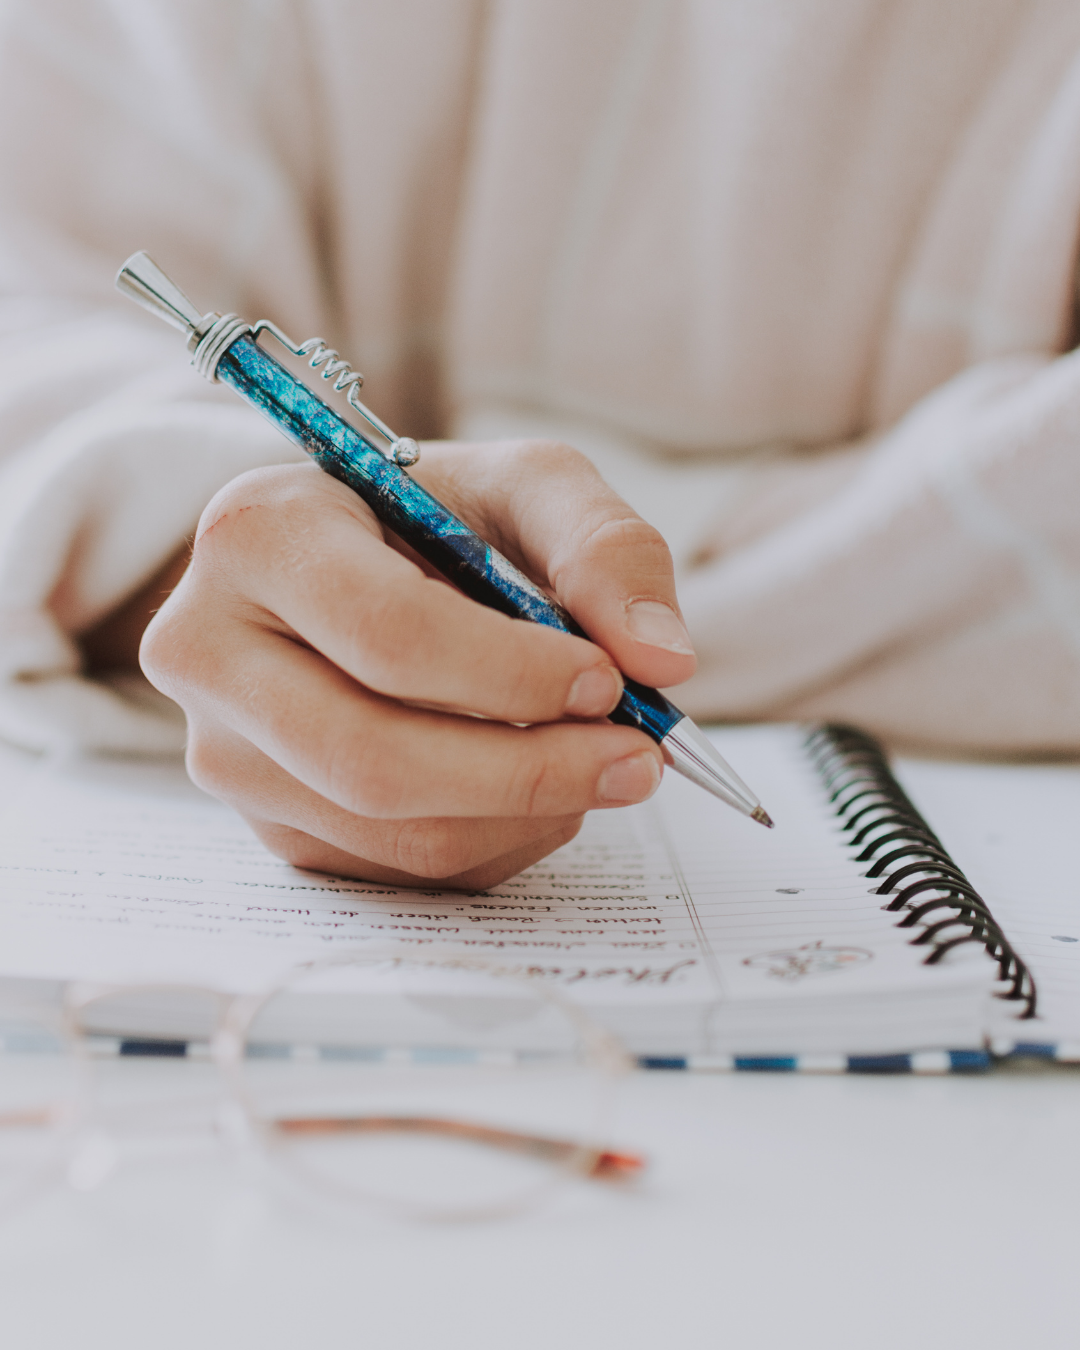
[{"xmin": 115, "ymin": 252, "xmax": 773, "ymax": 826}]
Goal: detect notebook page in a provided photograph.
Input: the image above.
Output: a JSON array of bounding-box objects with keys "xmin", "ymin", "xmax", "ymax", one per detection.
[
  {"xmin": 894, "ymin": 756, "xmax": 1080, "ymax": 1052},
  {"xmin": 0, "ymin": 744, "xmax": 738, "ymax": 1002},
  {"xmin": 0, "ymin": 727, "xmax": 993, "ymax": 1053},
  {"xmin": 649, "ymin": 728, "xmax": 993, "ymax": 1052}
]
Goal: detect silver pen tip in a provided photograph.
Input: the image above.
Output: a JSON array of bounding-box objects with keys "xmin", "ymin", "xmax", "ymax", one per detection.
[
  {"xmin": 661, "ymin": 716, "xmax": 769, "ymax": 821},
  {"xmin": 751, "ymin": 806, "xmax": 775, "ymax": 829}
]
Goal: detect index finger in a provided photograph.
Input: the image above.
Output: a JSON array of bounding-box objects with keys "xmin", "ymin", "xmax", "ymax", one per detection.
[
  {"xmin": 187, "ymin": 464, "xmax": 628, "ymax": 727},
  {"xmin": 410, "ymin": 441, "xmax": 698, "ymax": 690}
]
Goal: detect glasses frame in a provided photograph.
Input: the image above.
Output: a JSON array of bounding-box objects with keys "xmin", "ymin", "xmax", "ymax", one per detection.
[{"xmin": 3, "ymin": 946, "xmax": 638, "ymax": 1223}]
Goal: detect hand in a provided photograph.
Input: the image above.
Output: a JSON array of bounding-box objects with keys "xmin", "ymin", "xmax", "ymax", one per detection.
[{"xmin": 140, "ymin": 441, "xmax": 697, "ymax": 889}]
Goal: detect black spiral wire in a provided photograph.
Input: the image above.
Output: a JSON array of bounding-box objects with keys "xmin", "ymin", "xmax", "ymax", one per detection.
[{"xmin": 804, "ymin": 725, "xmax": 1035, "ymax": 1017}]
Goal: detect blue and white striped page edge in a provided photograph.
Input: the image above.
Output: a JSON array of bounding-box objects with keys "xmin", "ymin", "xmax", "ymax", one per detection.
[{"xmin": 56, "ymin": 1037, "xmax": 1080, "ymax": 1072}]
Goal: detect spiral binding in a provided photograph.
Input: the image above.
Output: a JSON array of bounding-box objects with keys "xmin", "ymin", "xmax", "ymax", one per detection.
[{"xmin": 805, "ymin": 724, "xmax": 1036, "ymax": 1017}]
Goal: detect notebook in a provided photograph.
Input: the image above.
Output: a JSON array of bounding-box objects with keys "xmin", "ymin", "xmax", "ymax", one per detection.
[{"xmin": 0, "ymin": 723, "xmax": 1074, "ymax": 1071}]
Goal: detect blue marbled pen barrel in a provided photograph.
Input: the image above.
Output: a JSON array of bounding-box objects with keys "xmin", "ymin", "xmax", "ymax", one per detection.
[
  {"xmin": 114, "ymin": 246, "xmax": 769, "ymax": 820},
  {"xmin": 216, "ymin": 334, "xmax": 683, "ymax": 742}
]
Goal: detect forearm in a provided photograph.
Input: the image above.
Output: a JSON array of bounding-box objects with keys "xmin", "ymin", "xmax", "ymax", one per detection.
[
  {"xmin": 0, "ymin": 0, "xmax": 317, "ymax": 750},
  {"xmin": 676, "ymin": 351, "xmax": 1080, "ymax": 752}
]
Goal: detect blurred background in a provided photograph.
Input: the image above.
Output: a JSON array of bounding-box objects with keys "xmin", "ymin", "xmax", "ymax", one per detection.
[{"xmin": 1, "ymin": 0, "xmax": 1080, "ymax": 752}]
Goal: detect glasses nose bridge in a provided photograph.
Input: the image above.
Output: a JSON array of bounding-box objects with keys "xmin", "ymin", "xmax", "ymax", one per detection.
[
  {"xmin": 64, "ymin": 981, "xmax": 232, "ymax": 1035},
  {"xmin": 211, "ymin": 994, "xmax": 263, "ymax": 1070},
  {"xmin": 64, "ymin": 985, "xmax": 240, "ymax": 1128}
]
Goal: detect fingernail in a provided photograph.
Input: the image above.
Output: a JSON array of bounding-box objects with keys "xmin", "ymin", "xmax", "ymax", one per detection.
[
  {"xmin": 625, "ymin": 600, "xmax": 695, "ymax": 655},
  {"xmin": 597, "ymin": 751, "xmax": 661, "ymax": 804},
  {"xmin": 566, "ymin": 665, "xmax": 623, "ymax": 718}
]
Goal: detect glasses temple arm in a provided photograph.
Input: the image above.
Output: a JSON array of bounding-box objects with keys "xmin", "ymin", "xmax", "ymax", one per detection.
[{"xmin": 271, "ymin": 1113, "xmax": 645, "ymax": 1181}]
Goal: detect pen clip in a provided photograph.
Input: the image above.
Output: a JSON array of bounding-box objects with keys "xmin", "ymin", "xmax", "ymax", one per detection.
[
  {"xmin": 250, "ymin": 321, "xmax": 420, "ymax": 468},
  {"xmin": 116, "ymin": 252, "xmax": 420, "ymax": 469}
]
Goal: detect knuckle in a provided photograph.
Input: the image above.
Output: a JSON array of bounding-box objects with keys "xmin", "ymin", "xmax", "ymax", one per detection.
[
  {"xmin": 550, "ymin": 510, "xmax": 673, "ymax": 596},
  {"xmin": 508, "ymin": 745, "xmax": 556, "ymax": 818},
  {"xmin": 183, "ymin": 727, "xmax": 230, "ymax": 798},
  {"xmin": 193, "ymin": 463, "xmax": 361, "ymax": 567},
  {"xmin": 506, "ymin": 438, "xmax": 593, "ymax": 479},
  {"xmin": 197, "ymin": 463, "xmax": 313, "ymax": 526},
  {"xmin": 577, "ymin": 512, "xmax": 669, "ymax": 564},
  {"xmin": 138, "ymin": 593, "xmax": 196, "ymax": 694},
  {"xmin": 137, "ymin": 609, "xmax": 174, "ymax": 685},
  {"xmin": 453, "ymin": 817, "xmax": 586, "ymax": 890},
  {"xmin": 192, "ymin": 471, "xmax": 279, "ymax": 551},
  {"xmin": 502, "ymin": 650, "xmax": 556, "ymax": 717},
  {"xmin": 250, "ymin": 820, "xmax": 328, "ymax": 872},
  {"xmin": 139, "ymin": 580, "xmax": 235, "ymax": 704},
  {"xmin": 389, "ymin": 820, "xmax": 478, "ymax": 880}
]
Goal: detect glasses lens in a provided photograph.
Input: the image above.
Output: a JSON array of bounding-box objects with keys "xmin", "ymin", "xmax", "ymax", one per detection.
[
  {"xmin": 66, "ymin": 987, "xmax": 225, "ymax": 1170},
  {"xmin": 0, "ymin": 989, "xmax": 79, "ymax": 1214},
  {"xmin": 232, "ymin": 953, "xmax": 624, "ymax": 1218}
]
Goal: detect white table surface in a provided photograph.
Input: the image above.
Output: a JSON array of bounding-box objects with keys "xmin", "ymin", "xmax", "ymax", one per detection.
[{"xmin": 1, "ymin": 742, "xmax": 1077, "ymax": 1350}]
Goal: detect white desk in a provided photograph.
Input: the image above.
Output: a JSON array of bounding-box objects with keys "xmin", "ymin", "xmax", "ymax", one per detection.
[
  {"xmin": 1, "ymin": 1064, "xmax": 1077, "ymax": 1350},
  {"xmin": 0, "ymin": 744, "xmax": 1077, "ymax": 1350}
]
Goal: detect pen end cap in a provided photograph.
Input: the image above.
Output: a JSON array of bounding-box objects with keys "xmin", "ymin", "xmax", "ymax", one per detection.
[{"xmin": 115, "ymin": 251, "xmax": 203, "ymax": 334}]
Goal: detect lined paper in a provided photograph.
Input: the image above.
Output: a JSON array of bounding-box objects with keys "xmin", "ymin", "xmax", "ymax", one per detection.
[{"xmin": 0, "ymin": 727, "xmax": 995, "ymax": 1054}]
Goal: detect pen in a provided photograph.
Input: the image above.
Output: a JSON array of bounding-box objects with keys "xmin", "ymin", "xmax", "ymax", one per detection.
[{"xmin": 116, "ymin": 252, "xmax": 772, "ymax": 826}]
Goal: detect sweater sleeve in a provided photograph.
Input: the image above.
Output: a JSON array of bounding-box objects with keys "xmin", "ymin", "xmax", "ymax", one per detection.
[
  {"xmin": 675, "ymin": 350, "xmax": 1080, "ymax": 753},
  {"xmin": 0, "ymin": 0, "xmax": 329, "ymax": 753}
]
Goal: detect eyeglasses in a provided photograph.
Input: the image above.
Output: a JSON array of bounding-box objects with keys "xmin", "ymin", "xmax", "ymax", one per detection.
[{"xmin": 0, "ymin": 947, "xmax": 643, "ymax": 1222}]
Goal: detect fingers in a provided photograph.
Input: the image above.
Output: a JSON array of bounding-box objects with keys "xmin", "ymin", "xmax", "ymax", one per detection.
[
  {"xmin": 191, "ymin": 465, "xmax": 625, "ymax": 724},
  {"xmin": 139, "ymin": 449, "xmax": 685, "ymax": 893},
  {"xmin": 150, "ymin": 611, "xmax": 663, "ymax": 819},
  {"xmin": 410, "ymin": 441, "xmax": 698, "ymax": 690},
  {"xmin": 243, "ymin": 818, "xmax": 583, "ymax": 891},
  {"xmin": 186, "ymin": 717, "xmax": 584, "ymax": 883}
]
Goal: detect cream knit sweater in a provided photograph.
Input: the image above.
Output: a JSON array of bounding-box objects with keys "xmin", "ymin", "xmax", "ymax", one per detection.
[{"xmin": 2, "ymin": 0, "xmax": 1080, "ymax": 754}]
